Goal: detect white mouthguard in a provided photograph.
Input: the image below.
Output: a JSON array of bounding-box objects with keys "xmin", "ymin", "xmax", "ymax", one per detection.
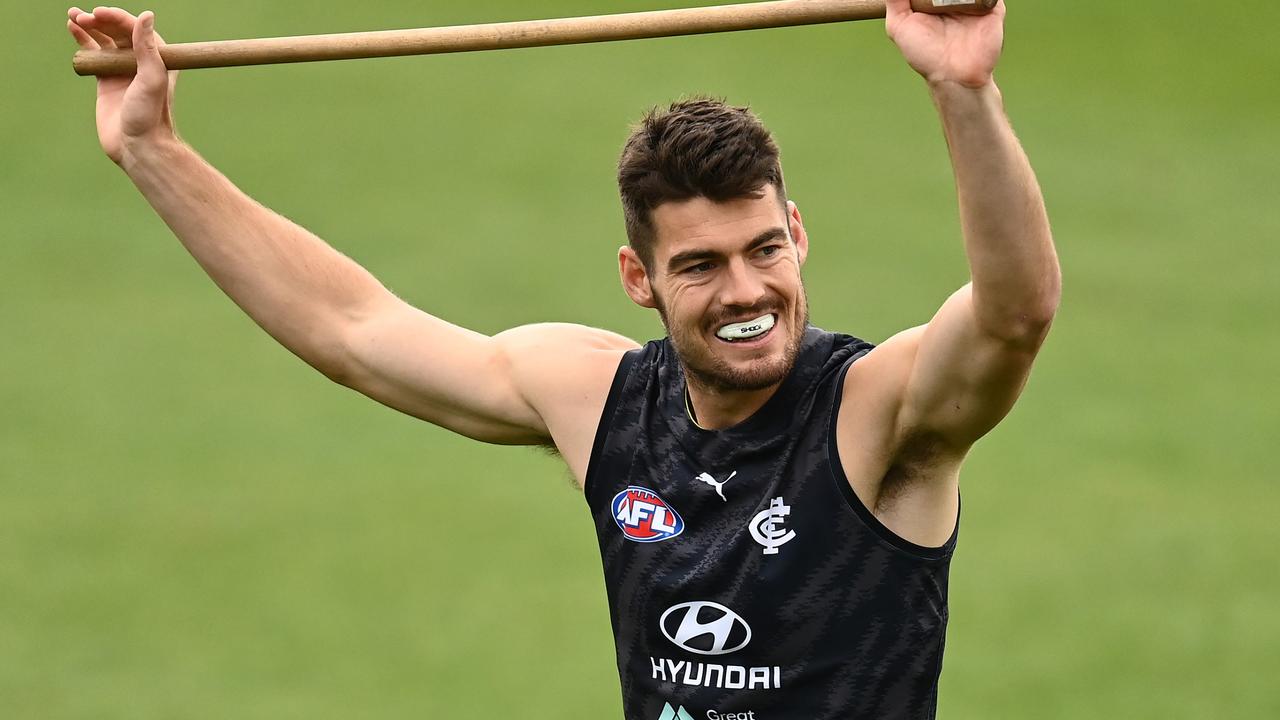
[{"xmin": 715, "ymin": 314, "xmax": 776, "ymax": 341}]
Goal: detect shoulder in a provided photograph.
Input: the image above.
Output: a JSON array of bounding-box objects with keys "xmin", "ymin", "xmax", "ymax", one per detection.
[
  {"xmin": 494, "ymin": 323, "xmax": 642, "ymax": 483},
  {"xmin": 796, "ymin": 327, "xmax": 878, "ymax": 392},
  {"xmin": 494, "ymin": 322, "xmax": 640, "ymax": 404},
  {"xmin": 843, "ymin": 326, "xmax": 922, "ymax": 391},
  {"xmin": 495, "ymin": 322, "xmax": 641, "ymax": 357}
]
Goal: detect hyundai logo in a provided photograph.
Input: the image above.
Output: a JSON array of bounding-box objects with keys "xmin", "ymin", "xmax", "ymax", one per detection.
[{"xmin": 660, "ymin": 601, "xmax": 752, "ymax": 656}]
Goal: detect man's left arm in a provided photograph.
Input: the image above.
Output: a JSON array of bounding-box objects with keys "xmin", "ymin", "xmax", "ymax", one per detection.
[{"xmin": 882, "ymin": 0, "xmax": 1062, "ymax": 450}]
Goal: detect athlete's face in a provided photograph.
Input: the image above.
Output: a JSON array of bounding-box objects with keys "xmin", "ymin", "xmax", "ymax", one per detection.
[{"xmin": 619, "ymin": 185, "xmax": 810, "ymax": 393}]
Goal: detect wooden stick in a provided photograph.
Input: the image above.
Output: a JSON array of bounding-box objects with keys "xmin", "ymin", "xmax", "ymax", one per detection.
[{"xmin": 73, "ymin": 0, "xmax": 998, "ymax": 76}]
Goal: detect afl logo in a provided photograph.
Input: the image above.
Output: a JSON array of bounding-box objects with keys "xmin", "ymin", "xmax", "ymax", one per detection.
[
  {"xmin": 660, "ymin": 601, "xmax": 752, "ymax": 655},
  {"xmin": 612, "ymin": 486, "xmax": 685, "ymax": 543}
]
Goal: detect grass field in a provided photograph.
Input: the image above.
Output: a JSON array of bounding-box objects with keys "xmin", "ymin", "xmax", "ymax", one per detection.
[{"xmin": 3, "ymin": 1, "xmax": 1278, "ymax": 718}]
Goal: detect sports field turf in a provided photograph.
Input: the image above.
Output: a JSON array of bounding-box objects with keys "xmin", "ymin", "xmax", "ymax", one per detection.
[{"xmin": 3, "ymin": 1, "xmax": 1277, "ymax": 717}]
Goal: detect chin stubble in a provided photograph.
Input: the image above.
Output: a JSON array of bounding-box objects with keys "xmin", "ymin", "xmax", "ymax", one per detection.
[{"xmin": 655, "ymin": 286, "xmax": 810, "ymax": 394}]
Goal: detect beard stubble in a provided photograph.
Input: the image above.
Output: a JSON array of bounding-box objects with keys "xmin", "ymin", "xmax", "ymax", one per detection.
[{"xmin": 652, "ymin": 285, "xmax": 810, "ymax": 394}]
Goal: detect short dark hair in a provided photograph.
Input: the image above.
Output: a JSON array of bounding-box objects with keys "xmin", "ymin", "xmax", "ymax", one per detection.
[{"xmin": 617, "ymin": 98, "xmax": 786, "ymax": 268}]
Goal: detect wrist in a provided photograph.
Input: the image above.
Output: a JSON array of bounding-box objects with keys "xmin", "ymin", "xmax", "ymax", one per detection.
[
  {"xmin": 928, "ymin": 78, "xmax": 1003, "ymax": 117},
  {"xmin": 120, "ymin": 133, "xmax": 189, "ymax": 176},
  {"xmin": 927, "ymin": 77, "xmax": 999, "ymax": 98}
]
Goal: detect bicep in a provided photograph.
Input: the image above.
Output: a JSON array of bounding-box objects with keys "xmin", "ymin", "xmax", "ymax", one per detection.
[
  {"xmin": 331, "ymin": 295, "xmax": 637, "ymax": 448},
  {"xmin": 894, "ymin": 283, "xmax": 1047, "ymax": 449},
  {"xmin": 334, "ymin": 296, "xmax": 546, "ymax": 443}
]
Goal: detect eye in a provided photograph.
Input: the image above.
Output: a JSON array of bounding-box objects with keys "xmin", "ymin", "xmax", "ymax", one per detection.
[
  {"xmin": 685, "ymin": 261, "xmax": 715, "ymax": 275},
  {"xmin": 758, "ymin": 245, "xmax": 782, "ymax": 258}
]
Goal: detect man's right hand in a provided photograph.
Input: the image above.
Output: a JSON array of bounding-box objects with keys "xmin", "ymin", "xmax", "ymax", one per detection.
[{"xmin": 67, "ymin": 7, "xmax": 177, "ymax": 166}]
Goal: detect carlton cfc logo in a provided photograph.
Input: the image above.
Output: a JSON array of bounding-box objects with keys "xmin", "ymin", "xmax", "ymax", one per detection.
[{"xmin": 612, "ymin": 486, "xmax": 685, "ymax": 543}]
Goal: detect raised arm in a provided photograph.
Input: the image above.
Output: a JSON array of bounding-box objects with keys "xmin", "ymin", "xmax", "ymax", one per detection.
[
  {"xmin": 879, "ymin": 0, "xmax": 1060, "ymax": 440},
  {"xmin": 66, "ymin": 8, "xmax": 635, "ymax": 477},
  {"xmin": 838, "ymin": 1, "xmax": 1060, "ymax": 539}
]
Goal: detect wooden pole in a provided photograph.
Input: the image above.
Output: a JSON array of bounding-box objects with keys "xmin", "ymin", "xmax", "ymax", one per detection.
[{"xmin": 73, "ymin": 0, "xmax": 998, "ymax": 76}]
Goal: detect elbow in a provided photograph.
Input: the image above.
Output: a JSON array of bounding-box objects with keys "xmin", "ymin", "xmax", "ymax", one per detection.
[
  {"xmin": 977, "ymin": 271, "xmax": 1062, "ymax": 348},
  {"xmin": 1025, "ymin": 271, "xmax": 1063, "ymax": 336},
  {"xmin": 314, "ymin": 356, "xmax": 358, "ymax": 388},
  {"xmin": 1036, "ymin": 263, "xmax": 1064, "ymax": 331},
  {"xmin": 982, "ymin": 308, "xmax": 1056, "ymax": 350},
  {"xmin": 1008, "ymin": 301, "xmax": 1058, "ymax": 348},
  {"xmin": 300, "ymin": 331, "xmax": 362, "ymax": 387},
  {"xmin": 308, "ymin": 293, "xmax": 397, "ymax": 388},
  {"xmin": 296, "ymin": 305, "xmax": 383, "ymax": 388}
]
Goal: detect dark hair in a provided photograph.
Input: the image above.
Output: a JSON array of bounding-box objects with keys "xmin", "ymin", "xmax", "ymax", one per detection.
[{"xmin": 617, "ymin": 98, "xmax": 785, "ymax": 268}]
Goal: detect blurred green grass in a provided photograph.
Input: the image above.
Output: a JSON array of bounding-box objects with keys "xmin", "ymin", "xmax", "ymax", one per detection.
[{"xmin": 3, "ymin": 1, "xmax": 1278, "ymax": 718}]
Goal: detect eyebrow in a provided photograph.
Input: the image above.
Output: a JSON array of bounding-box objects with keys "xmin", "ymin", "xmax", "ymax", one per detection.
[{"xmin": 665, "ymin": 227, "xmax": 789, "ymax": 273}]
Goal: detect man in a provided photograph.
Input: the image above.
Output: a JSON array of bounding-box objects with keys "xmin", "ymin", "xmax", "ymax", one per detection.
[{"xmin": 67, "ymin": 2, "xmax": 1057, "ymax": 718}]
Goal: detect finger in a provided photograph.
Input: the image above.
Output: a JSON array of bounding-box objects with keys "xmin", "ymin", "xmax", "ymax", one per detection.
[
  {"xmin": 74, "ymin": 8, "xmax": 113, "ymax": 37},
  {"xmin": 86, "ymin": 28, "xmax": 117, "ymax": 49},
  {"xmin": 66, "ymin": 19, "xmax": 101, "ymax": 50},
  {"xmin": 132, "ymin": 11, "xmax": 169, "ymax": 100},
  {"xmin": 106, "ymin": 6, "xmax": 167, "ymax": 45},
  {"xmin": 73, "ymin": 9, "xmax": 99, "ymax": 28},
  {"xmin": 91, "ymin": 5, "xmax": 136, "ymax": 48}
]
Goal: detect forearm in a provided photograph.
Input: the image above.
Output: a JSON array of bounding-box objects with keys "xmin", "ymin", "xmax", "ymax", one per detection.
[
  {"xmin": 123, "ymin": 139, "xmax": 388, "ymax": 376},
  {"xmin": 931, "ymin": 80, "xmax": 1060, "ymax": 342}
]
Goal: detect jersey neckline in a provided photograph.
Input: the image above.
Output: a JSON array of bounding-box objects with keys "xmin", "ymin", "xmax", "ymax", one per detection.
[{"xmin": 662, "ymin": 325, "xmax": 830, "ymax": 441}]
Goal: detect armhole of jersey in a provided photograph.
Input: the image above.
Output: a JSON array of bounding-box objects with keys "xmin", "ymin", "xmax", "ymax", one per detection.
[
  {"xmin": 583, "ymin": 348, "xmax": 639, "ymax": 504},
  {"xmin": 826, "ymin": 354, "xmax": 959, "ymax": 562}
]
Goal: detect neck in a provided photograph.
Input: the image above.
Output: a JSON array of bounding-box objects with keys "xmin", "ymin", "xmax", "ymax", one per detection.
[{"xmin": 684, "ymin": 377, "xmax": 782, "ymax": 430}]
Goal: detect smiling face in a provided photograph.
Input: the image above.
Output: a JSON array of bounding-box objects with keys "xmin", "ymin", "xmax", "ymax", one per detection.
[{"xmin": 620, "ymin": 184, "xmax": 810, "ymax": 394}]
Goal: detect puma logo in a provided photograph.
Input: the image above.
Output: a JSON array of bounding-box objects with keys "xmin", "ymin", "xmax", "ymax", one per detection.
[{"xmin": 694, "ymin": 471, "xmax": 737, "ymax": 502}]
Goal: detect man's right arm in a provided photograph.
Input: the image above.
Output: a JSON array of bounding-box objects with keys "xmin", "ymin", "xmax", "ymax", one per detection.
[
  {"xmin": 69, "ymin": 8, "xmax": 637, "ymax": 468},
  {"xmin": 139, "ymin": 141, "xmax": 634, "ymax": 445}
]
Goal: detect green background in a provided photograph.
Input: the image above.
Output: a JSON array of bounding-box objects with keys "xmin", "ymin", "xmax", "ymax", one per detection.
[{"xmin": 3, "ymin": 1, "xmax": 1277, "ymax": 717}]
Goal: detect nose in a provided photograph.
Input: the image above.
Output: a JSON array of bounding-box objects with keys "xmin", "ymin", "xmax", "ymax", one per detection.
[{"xmin": 717, "ymin": 257, "xmax": 767, "ymax": 309}]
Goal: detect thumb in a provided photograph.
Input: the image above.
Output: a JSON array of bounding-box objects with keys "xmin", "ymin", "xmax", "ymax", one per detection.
[
  {"xmin": 131, "ymin": 11, "xmax": 168, "ymax": 98},
  {"xmin": 885, "ymin": 0, "xmax": 913, "ymax": 23}
]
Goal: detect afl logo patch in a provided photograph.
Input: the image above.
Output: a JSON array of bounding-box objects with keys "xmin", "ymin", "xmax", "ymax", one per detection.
[{"xmin": 612, "ymin": 486, "xmax": 685, "ymax": 543}]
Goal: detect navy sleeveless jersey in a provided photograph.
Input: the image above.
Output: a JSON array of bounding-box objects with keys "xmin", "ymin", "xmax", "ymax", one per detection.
[{"xmin": 584, "ymin": 326, "xmax": 958, "ymax": 720}]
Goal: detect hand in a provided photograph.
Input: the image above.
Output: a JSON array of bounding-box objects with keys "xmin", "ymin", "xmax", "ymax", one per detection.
[
  {"xmin": 67, "ymin": 6, "xmax": 178, "ymax": 165},
  {"xmin": 884, "ymin": 0, "xmax": 1005, "ymax": 89}
]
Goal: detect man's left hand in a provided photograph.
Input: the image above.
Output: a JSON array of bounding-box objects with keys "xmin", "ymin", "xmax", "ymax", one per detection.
[{"xmin": 885, "ymin": 0, "xmax": 1005, "ymax": 88}]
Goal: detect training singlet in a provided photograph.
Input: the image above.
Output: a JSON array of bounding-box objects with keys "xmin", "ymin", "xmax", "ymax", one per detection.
[{"xmin": 584, "ymin": 326, "xmax": 958, "ymax": 720}]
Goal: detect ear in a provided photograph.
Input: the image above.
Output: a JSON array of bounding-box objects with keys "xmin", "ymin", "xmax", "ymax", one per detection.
[
  {"xmin": 618, "ymin": 245, "xmax": 657, "ymax": 309},
  {"xmin": 787, "ymin": 200, "xmax": 809, "ymax": 267}
]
